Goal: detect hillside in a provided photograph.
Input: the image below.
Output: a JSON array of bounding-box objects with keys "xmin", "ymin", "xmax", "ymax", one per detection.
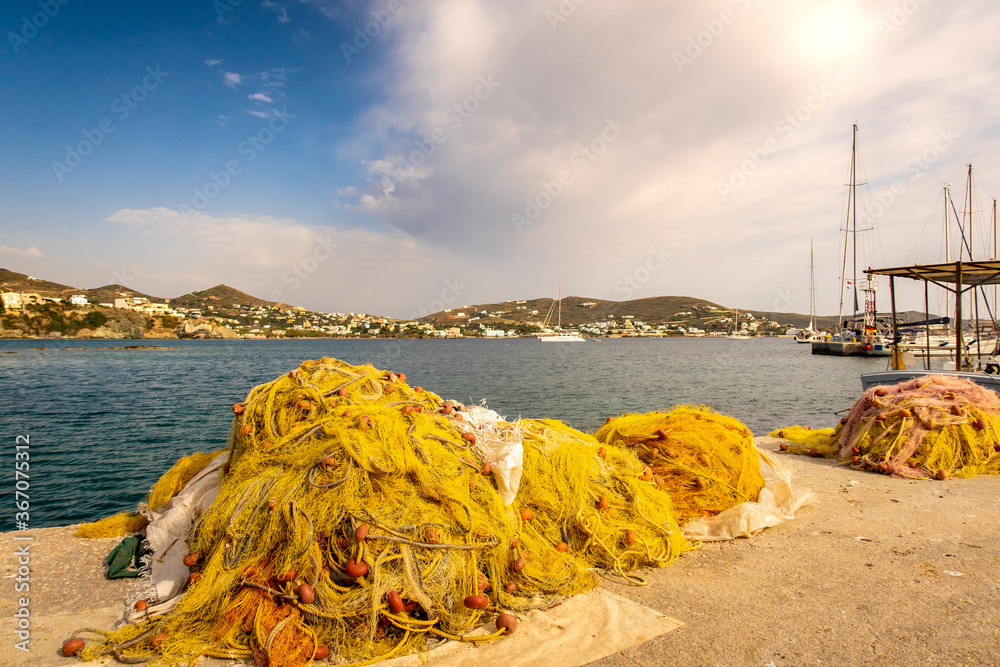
[
  {"xmin": 0, "ymin": 269, "xmax": 162, "ymax": 305},
  {"xmin": 2, "ymin": 266, "xmax": 936, "ymax": 334},
  {"xmin": 0, "ymin": 270, "xmax": 281, "ymax": 312},
  {"xmin": 419, "ymin": 294, "xmax": 934, "ymax": 332},
  {"xmin": 419, "ymin": 295, "xmax": 732, "ymax": 327},
  {"xmin": 80, "ymin": 284, "xmax": 161, "ymax": 305},
  {"xmin": 169, "ymin": 284, "xmax": 281, "ymax": 311},
  {"xmin": 0, "ymin": 268, "xmax": 86, "ymax": 299}
]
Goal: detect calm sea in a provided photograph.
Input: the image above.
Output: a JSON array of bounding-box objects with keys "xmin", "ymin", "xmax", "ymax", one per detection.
[{"xmin": 1, "ymin": 337, "xmax": 888, "ymax": 528}]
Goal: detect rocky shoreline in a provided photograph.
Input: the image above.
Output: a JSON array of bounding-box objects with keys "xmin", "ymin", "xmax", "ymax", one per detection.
[{"xmin": 0, "ymin": 318, "xmax": 240, "ymax": 340}]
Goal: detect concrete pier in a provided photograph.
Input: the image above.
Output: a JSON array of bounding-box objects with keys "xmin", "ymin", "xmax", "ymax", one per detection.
[{"xmin": 3, "ymin": 438, "xmax": 998, "ymax": 666}]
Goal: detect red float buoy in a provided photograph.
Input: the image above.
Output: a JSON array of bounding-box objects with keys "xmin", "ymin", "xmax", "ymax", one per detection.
[
  {"xmin": 496, "ymin": 613, "xmax": 518, "ymax": 635},
  {"xmin": 297, "ymin": 582, "xmax": 315, "ymax": 604},
  {"xmin": 464, "ymin": 594, "xmax": 489, "ymax": 609},
  {"xmin": 388, "ymin": 589, "xmax": 405, "ymax": 614},
  {"xmin": 346, "ymin": 559, "xmax": 368, "ymax": 577},
  {"xmin": 62, "ymin": 638, "xmax": 85, "ymax": 656}
]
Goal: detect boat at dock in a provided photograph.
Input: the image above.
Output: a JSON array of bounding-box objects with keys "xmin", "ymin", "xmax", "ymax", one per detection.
[
  {"xmin": 861, "ymin": 164, "xmax": 1000, "ymax": 391},
  {"xmin": 812, "ymin": 124, "xmax": 891, "ymax": 357},
  {"xmin": 860, "ymin": 260, "xmax": 1000, "ymax": 392}
]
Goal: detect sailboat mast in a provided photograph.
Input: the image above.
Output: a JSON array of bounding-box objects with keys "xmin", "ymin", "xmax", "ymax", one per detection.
[
  {"xmin": 557, "ymin": 280, "xmax": 562, "ymax": 329},
  {"xmin": 967, "ymin": 165, "xmax": 974, "ymax": 260},
  {"xmin": 944, "ymin": 185, "xmax": 951, "ymax": 321},
  {"xmin": 838, "ymin": 124, "xmax": 858, "ymax": 328},
  {"xmin": 851, "ymin": 123, "xmax": 858, "ymax": 320},
  {"xmin": 809, "ymin": 239, "xmax": 816, "ymax": 331}
]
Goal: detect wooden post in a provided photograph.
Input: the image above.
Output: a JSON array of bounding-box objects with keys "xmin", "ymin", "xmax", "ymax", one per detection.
[
  {"xmin": 956, "ymin": 262, "xmax": 963, "ymax": 370},
  {"xmin": 924, "ymin": 282, "xmax": 931, "ymax": 371},
  {"xmin": 890, "ymin": 276, "xmax": 904, "ymax": 370}
]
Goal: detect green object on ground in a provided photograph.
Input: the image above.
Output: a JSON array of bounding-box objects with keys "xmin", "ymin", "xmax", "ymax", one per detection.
[{"xmin": 105, "ymin": 535, "xmax": 150, "ymax": 579}]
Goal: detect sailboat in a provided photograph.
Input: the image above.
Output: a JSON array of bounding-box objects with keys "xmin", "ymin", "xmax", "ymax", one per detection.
[
  {"xmin": 795, "ymin": 240, "xmax": 825, "ymax": 343},
  {"xmin": 812, "ymin": 123, "xmax": 891, "ymax": 357},
  {"xmin": 861, "ymin": 164, "xmax": 1000, "ymax": 392},
  {"xmin": 725, "ymin": 305, "xmax": 751, "ymax": 339},
  {"xmin": 537, "ymin": 281, "xmax": 585, "ymax": 342}
]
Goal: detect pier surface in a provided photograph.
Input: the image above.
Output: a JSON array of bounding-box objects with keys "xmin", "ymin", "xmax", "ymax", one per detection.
[{"xmin": 2, "ymin": 436, "xmax": 998, "ymax": 666}]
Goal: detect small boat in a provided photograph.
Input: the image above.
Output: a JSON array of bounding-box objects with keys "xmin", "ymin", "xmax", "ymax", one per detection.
[
  {"xmin": 537, "ymin": 281, "xmax": 585, "ymax": 342},
  {"xmin": 725, "ymin": 305, "xmax": 750, "ymax": 339},
  {"xmin": 795, "ymin": 240, "xmax": 825, "ymax": 342}
]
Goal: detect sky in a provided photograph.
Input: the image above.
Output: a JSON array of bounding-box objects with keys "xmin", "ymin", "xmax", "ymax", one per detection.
[{"xmin": 2, "ymin": 0, "xmax": 1000, "ymax": 320}]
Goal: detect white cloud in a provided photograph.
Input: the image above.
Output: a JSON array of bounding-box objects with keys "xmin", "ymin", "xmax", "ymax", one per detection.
[
  {"xmin": 107, "ymin": 208, "xmax": 317, "ymax": 268},
  {"xmin": 0, "ymin": 244, "xmax": 42, "ymax": 258},
  {"xmin": 263, "ymin": 1, "xmax": 291, "ymax": 24},
  {"xmin": 249, "ymin": 92, "xmax": 274, "ymax": 103},
  {"xmin": 205, "ymin": 58, "xmax": 223, "ymax": 66},
  {"xmin": 335, "ymin": 0, "xmax": 1000, "ymax": 317},
  {"xmin": 102, "ymin": 208, "xmax": 467, "ymax": 316},
  {"xmin": 223, "ymin": 72, "xmax": 242, "ymax": 89},
  {"xmin": 337, "ymin": 186, "xmax": 358, "ymax": 196}
]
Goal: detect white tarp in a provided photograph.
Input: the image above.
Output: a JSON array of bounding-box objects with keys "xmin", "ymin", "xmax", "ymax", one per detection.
[
  {"xmin": 127, "ymin": 451, "xmax": 227, "ymax": 621},
  {"xmin": 384, "ymin": 588, "xmax": 684, "ymax": 667},
  {"xmin": 681, "ymin": 447, "xmax": 811, "ymax": 541},
  {"xmin": 462, "ymin": 405, "xmax": 524, "ymax": 506}
]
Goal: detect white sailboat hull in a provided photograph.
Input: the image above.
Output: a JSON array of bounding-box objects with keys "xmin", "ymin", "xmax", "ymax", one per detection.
[{"xmin": 538, "ymin": 333, "xmax": 585, "ymax": 342}]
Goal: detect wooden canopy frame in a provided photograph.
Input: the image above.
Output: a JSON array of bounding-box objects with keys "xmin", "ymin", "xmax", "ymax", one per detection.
[{"xmin": 866, "ymin": 260, "xmax": 1000, "ymax": 370}]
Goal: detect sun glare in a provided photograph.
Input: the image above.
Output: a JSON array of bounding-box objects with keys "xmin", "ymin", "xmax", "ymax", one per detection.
[{"xmin": 797, "ymin": 5, "xmax": 864, "ymax": 60}]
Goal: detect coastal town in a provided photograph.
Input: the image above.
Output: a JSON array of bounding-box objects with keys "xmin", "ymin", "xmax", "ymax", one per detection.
[{"xmin": 0, "ymin": 269, "xmax": 799, "ymax": 340}]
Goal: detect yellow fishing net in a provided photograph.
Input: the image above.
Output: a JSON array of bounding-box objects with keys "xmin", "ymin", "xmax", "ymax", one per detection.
[
  {"xmin": 594, "ymin": 406, "xmax": 765, "ymax": 521},
  {"xmin": 75, "ymin": 511, "xmax": 149, "ymax": 539},
  {"xmin": 767, "ymin": 426, "xmax": 837, "ymax": 452},
  {"xmin": 76, "ymin": 358, "xmax": 691, "ymax": 666},
  {"xmin": 770, "ymin": 375, "xmax": 1000, "ymax": 479}
]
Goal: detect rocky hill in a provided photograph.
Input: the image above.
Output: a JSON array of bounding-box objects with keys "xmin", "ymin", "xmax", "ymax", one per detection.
[
  {"xmin": 169, "ymin": 284, "xmax": 280, "ymax": 310},
  {"xmin": 0, "ymin": 270, "xmax": 282, "ymax": 313},
  {"xmin": 419, "ymin": 294, "xmax": 931, "ymax": 331}
]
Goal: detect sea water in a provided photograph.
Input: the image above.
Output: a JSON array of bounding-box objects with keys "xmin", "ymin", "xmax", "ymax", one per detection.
[{"xmin": 0, "ymin": 337, "xmax": 888, "ymax": 528}]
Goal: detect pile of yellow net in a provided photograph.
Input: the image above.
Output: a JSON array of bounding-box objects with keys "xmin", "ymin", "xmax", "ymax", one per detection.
[
  {"xmin": 75, "ymin": 358, "xmax": 692, "ymax": 666},
  {"xmin": 594, "ymin": 406, "xmax": 765, "ymax": 522},
  {"xmin": 770, "ymin": 374, "xmax": 1000, "ymax": 479}
]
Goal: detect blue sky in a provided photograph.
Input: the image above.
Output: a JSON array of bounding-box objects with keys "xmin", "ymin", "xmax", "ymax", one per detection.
[{"xmin": 3, "ymin": 1, "xmax": 1000, "ymax": 319}]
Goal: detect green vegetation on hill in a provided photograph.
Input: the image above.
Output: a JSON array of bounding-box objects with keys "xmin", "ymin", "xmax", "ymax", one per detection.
[{"xmin": 0, "ymin": 302, "xmax": 146, "ymax": 338}]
